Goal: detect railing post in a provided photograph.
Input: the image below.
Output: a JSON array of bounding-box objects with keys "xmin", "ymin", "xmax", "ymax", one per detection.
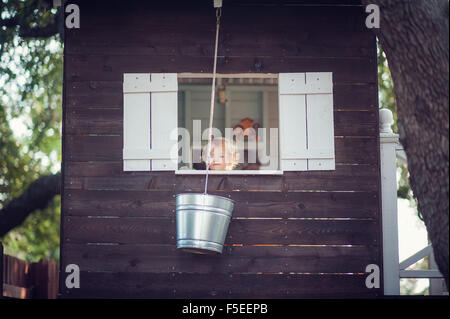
[
  {"xmin": 429, "ymin": 247, "xmax": 447, "ymax": 295},
  {"xmin": 379, "ymin": 108, "xmax": 400, "ymax": 295}
]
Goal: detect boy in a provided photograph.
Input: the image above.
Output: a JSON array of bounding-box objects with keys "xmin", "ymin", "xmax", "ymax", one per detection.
[{"xmin": 201, "ymin": 137, "xmax": 240, "ymax": 170}]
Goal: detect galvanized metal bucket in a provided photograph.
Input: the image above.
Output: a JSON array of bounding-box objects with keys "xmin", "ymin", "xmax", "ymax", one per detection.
[{"xmin": 176, "ymin": 193, "xmax": 235, "ymax": 254}]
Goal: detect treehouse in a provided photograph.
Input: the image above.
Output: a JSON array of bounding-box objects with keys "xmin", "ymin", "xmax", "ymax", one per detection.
[{"xmin": 61, "ymin": 0, "xmax": 388, "ymax": 298}]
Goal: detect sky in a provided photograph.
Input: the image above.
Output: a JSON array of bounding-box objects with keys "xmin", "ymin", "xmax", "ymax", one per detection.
[{"xmin": 398, "ymin": 198, "xmax": 428, "ymax": 262}]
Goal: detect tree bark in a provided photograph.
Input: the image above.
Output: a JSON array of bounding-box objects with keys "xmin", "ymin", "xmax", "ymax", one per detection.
[
  {"xmin": 362, "ymin": 0, "xmax": 449, "ymax": 288},
  {"xmin": 0, "ymin": 173, "xmax": 61, "ymax": 237}
]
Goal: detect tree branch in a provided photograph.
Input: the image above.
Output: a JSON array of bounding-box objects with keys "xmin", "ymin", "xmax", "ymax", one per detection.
[
  {"xmin": 0, "ymin": 173, "xmax": 61, "ymax": 237},
  {"xmin": 18, "ymin": 22, "xmax": 59, "ymax": 39},
  {"xmin": 0, "ymin": 16, "xmax": 20, "ymax": 28}
]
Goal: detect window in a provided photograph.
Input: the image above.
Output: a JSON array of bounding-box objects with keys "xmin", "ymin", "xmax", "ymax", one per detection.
[
  {"xmin": 122, "ymin": 72, "xmax": 335, "ymax": 173},
  {"xmin": 177, "ymin": 74, "xmax": 279, "ymax": 174}
]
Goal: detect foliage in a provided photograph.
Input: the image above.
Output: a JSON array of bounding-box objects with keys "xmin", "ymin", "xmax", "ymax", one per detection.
[
  {"xmin": 377, "ymin": 42, "xmax": 397, "ymax": 132},
  {"xmin": 0, "ymin": 0, "xmax": 62, "ymax": 262}
]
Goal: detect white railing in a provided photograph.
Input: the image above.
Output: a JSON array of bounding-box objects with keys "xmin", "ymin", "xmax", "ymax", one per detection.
[{"xmin": 379, "ymin": 109, "xmax": 446, "ymax": 295}]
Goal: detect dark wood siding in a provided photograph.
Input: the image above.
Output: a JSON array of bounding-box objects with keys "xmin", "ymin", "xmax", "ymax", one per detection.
[{"xmin": 61, "ymin": 0, "xmax": 382, "ymax": 298}]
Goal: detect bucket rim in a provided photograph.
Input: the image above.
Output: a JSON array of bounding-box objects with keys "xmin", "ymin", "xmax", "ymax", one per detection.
[{"xmin": 175, "ymin": 192, "xmax": 235, "ymax": 204}]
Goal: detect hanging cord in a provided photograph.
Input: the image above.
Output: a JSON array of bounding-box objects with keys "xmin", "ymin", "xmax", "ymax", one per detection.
[{"xmin": 204, "ymin": 7, "xmax": 222, "ymax": 195}]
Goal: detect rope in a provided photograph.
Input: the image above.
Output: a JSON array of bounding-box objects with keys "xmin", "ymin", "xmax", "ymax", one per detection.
[{"xmin": 204, "ymin": 7, "xmax": 222, "ymax": 195}]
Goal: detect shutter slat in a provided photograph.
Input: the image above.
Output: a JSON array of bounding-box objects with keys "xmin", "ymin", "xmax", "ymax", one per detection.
[
  {"xmin": 123, "ymin": 92, "xmax": 151, "ymax": 171},
  {"xmin": 305, "ymin": 73, "xmax": 333, "ymax": 94},
  {"xmin": 279, "ymin": 94, "xmax": 308, "ymax": 171},
  {"xmin": 151, "ymin": 90, "xmax": 178, "ymax": 170},
  {"xmin": 279, "ymin": 72, "xmax": 333, "ymax": 95},
  {"xmin": 123, "ymin": 73, "xmax": 177, "ymax": 93},
  {"xmin": 279, "ymin": 73, "xmax": 306, "ymax": 95},
  {"xmin": 307, "ymin": 94, "xmax": 335, "ymax": 170}
]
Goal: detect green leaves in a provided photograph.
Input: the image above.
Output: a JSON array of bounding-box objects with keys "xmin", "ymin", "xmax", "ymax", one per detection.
[
  {"xmin": 1, "ymin": 0, "xmax": 62, "ymax": 262},
  {"xmin": 378, "ymin": 41, "xmax": 398, "ymax": 133}
]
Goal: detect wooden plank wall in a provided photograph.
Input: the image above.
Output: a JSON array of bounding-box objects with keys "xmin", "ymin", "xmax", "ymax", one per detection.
[{"xmin": 61, "ymin": 0, "xmax": 382, "ymax": 298}]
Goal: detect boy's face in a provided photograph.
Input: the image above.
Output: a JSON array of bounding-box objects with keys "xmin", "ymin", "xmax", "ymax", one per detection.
[{"xmin": 209, "ymin": 143, "xmax": 234, "ymax": 170}]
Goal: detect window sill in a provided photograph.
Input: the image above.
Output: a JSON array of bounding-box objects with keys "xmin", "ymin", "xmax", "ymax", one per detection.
[{"xmin": 175, "ymin": 170, "xmax": 283, "ymax": 175}]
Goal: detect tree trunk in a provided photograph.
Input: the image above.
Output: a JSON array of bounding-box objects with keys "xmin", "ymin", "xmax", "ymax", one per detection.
[
  {"xmin": 362, "ymin": 0, "xmax": 449, "ymax": 288},
  {"xmin": 0, "ymin": 173, "xmax": 61, "ymax": 237}
]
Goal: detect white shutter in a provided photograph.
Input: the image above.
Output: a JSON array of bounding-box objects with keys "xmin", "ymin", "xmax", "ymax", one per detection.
[
  {"xmin": 123, "ymin": 73, "xmax": 178, "ymax": 171},
  {"xmin": 278, "ymin": 72, "xmax": 335, "ymax": 171}
]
